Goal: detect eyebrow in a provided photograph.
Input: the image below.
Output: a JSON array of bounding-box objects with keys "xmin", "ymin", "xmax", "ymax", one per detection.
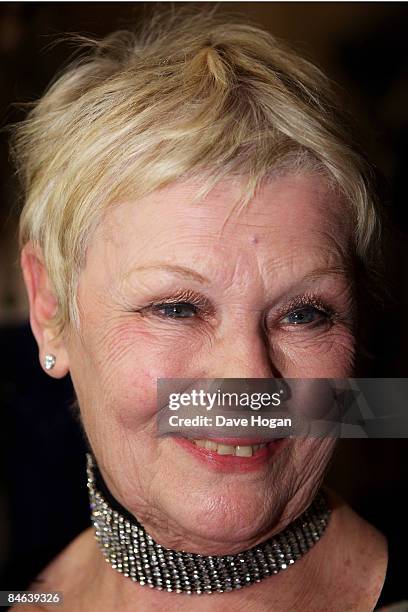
[
  {"xmin": 122, "ymin": 263, "xmax": 210, "ymax": 284},
  {"xmin": 300, "ymin": 263, "xmax": 353, "ymax": 282},
  {"xmin": 122, "ymin": 262, "xmax": 351, "ymax": 287}
]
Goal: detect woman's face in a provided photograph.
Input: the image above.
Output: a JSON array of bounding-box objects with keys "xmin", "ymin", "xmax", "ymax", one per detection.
[{"xmin": 65, "ymin": 171, "xmax": 356, "ymax": 554}]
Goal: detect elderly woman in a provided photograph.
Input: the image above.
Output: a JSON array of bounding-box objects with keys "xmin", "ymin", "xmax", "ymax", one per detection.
[{"xmin": 11, "ymin": 9, "xmax": 389, "ymax": 612}]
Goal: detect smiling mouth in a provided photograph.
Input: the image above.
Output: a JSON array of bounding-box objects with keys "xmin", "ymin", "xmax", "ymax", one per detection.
[{"xmin": 173, "ymin": 435, "xmax": 287, "ymax": 471}]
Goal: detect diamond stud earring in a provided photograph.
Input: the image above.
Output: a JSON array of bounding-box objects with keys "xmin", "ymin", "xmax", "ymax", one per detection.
[{"xmin": 44, "ymin": 354, "xmax": 56, "ymax": 370}]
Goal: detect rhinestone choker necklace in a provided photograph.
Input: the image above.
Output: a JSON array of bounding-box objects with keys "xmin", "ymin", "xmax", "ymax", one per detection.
[{"xmin": 87, "ymin": 452, "xmax": 331, "ymax": 595}]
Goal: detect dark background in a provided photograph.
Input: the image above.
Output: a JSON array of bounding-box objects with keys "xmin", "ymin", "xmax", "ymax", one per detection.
[{"xmin": 0, "ymin": 2, "xmax": 407, "ymax": 607}]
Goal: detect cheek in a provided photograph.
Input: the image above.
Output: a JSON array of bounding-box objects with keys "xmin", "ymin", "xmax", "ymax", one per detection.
[{"xmin": 80, "ymin": 319, "xmax": 207, "ymax": 431}]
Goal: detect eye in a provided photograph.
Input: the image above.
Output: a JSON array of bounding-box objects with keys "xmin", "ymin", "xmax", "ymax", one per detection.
[
  {"xmin": 281, "ymin": 305, "xmax": 329, "ymax": 327},
  {"xmin": 152, "ymin": 301, "xmax": 198, "ymax": 319}
]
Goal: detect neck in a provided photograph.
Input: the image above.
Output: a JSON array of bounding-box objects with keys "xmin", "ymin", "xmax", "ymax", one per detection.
[
  {"xmin": 87, "ymin": 453, "xmax": 330, "ymax": 596},
  {"xmin": 82, "ymin": 487, "xmax": 387, "ymax": 612}
]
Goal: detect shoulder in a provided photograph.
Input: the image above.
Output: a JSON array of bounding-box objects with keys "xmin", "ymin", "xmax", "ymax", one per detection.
[
  {"xmin": 36, "ymin": 527, "xmax": 96, "ymax": 592},
  {"xmin": 10, "ymin": 527, "xmax": 96, "ymax": 611},
  {"xmin": 323, "ymin": 487, "xmax": 388, "ymax": 609},
  {"xmin": 325, "ymin": 487, "xmax": 388, "ymax": 561}
]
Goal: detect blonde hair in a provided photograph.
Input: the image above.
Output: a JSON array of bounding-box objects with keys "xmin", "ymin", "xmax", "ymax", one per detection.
[{"xmin": 10, "ymin": 6, "xmax": 381, "ymax": 337}]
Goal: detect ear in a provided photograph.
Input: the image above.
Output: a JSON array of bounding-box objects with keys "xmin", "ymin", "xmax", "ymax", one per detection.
[{"xmin": 20, "ymin": 241, "xmax": 70, "ymax": 378}]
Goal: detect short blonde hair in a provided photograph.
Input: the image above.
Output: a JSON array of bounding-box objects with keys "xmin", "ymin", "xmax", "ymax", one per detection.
[{"xmin": 10, "ymin": 7, "xmax": 381, "ymax": 337}]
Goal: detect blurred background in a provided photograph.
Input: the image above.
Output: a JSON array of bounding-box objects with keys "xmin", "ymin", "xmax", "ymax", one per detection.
[{"xmin": 0, "ymin": 1, "xmax": 407, "ymax": 606}]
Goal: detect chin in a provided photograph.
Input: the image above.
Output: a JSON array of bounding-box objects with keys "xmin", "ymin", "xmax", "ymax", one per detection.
[{"xmin": 153, "ymin": 478, "xmax": 283, "ymax": 555}]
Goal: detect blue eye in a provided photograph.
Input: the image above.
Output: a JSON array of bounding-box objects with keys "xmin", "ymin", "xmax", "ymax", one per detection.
[
  {"xmin": 154, "ymin": 302, "xmax": 198, "ymax": 319},
  {"xmin": 283, "ymin": 306, "xmax": 326, "ymax": 325}
]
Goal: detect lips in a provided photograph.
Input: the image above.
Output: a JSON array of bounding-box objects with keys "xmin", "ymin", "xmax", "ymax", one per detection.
[{"xmin": 173, "ymin": 436, "xmax": 287, "ymax": 472}]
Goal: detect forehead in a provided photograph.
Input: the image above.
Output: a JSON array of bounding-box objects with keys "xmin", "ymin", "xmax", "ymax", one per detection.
[{"xmin": 87, "ymin": 171, "xmax": 352, "ymax": 276}]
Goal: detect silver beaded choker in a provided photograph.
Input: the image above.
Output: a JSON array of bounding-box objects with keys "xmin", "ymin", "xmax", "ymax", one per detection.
[{"xmin": 87, "ymin": 452, "xmax": 331, "ymax": 595}]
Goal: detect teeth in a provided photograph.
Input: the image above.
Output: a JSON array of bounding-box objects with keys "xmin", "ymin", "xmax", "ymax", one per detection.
[
  {"xmin": 216, "ymin": 444, "xmax": 235, "ymax": 455},
  {"xmin": 192, "ymin": 440, "xmax": 267, "ymax": 456},
  {"xmin": 235, "ymin": 445, "xmax": 253, "ymax": 457}
]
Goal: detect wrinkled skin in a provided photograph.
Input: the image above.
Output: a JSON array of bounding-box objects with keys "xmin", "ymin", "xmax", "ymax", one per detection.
[{"xmin": 22, "ymin": 171, "xmax": 357, "ymax": 556}]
